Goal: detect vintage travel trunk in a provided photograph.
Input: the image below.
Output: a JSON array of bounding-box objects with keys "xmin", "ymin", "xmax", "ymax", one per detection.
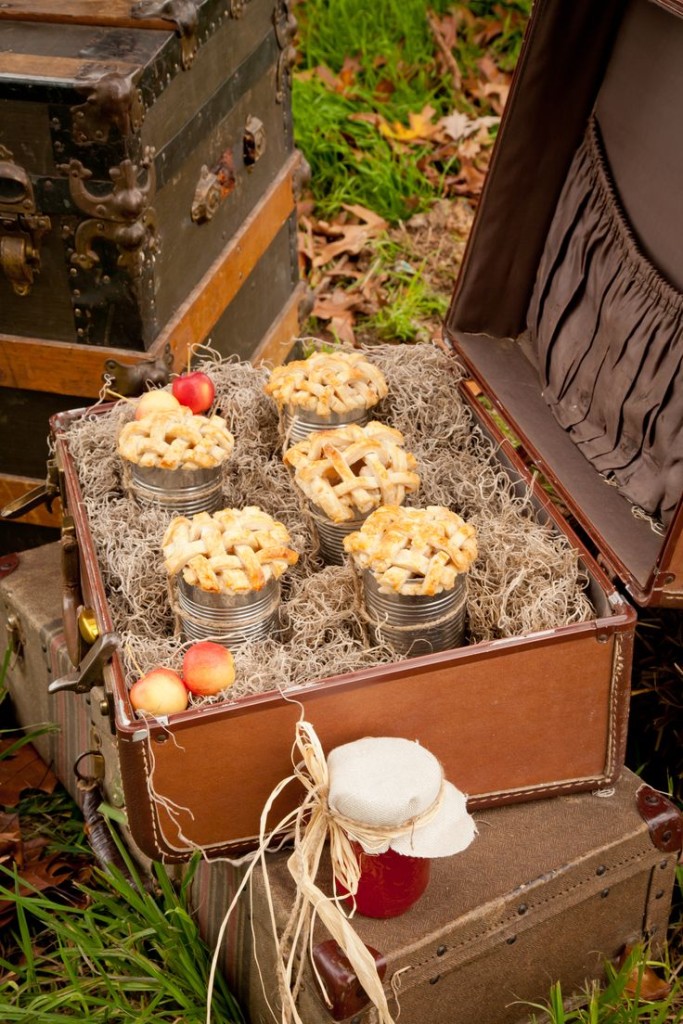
[
  {"xmin": 3, "ymin": 0, "xmax": 683, "ymax": 865},
  {"xmin": 0, "ymin": 0, "xmax": 304, "ymax": 539},
  {"xmin": 235, "ymin": 769, "xmax": 682, "ymax": 1024}
]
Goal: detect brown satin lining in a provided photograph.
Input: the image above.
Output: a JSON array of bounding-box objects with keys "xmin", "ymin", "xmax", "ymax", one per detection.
[{"xmin": 528, "ymin": 117, "xmax": 683, "ymax": 525}]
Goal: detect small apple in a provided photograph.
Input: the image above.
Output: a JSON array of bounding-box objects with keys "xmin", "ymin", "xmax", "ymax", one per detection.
[
  {"xmin": 171, "ymin": 371, "xmax": 216, "ymax": 415},
  {"xmin": 135, "ymin": 389, "xmax": 181, "ymax": 420},
  {"xmin": 182, "ymin": 641, "xmax": 235, "ymax": 696},
  {"xmin": 129, "ymin": 667, "xmax": 189, "ymax": 716}
]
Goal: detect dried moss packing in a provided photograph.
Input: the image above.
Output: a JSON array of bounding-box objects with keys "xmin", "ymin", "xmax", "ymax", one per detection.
[{"xmin": 66, "ymin": 345, "xmax": 594, "ymax": 703}]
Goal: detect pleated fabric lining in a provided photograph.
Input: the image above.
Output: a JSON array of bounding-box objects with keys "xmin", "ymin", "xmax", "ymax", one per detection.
[{"xmin": 528, "ymin": 116, "xmax": 683, "ymax": 525}]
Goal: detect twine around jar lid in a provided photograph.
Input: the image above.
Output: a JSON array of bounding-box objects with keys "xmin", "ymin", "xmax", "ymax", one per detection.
[{"xmin": 327, "ymin": 735, "xmax": 477, "ymax": 858}]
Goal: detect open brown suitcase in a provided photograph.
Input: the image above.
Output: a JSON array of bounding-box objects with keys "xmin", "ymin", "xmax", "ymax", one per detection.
[
  {"xmin": 0, "ymin": 0, "xmax": 305, "ymax": 545},
  {"xmin": 4, "ymin": 0, "xmax": 683, "ymax": 865}
]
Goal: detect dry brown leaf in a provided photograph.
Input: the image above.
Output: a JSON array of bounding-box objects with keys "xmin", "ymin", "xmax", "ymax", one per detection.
[
  {"xmin": 617, "ymin": 947, "xmax": 672, "ymax": 1001},
  {"xmin": 0, "ymin": 741, "xmax": 58, "ymax": 807},
  {"xmin": 312, "ymin": 205, "xmax": 387, "ymax": 267}
]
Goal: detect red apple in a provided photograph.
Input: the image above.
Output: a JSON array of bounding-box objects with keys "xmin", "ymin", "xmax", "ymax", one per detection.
[
  {"xmin": 171, "ymin": 371, "xmax": 216, "ymax": 414},
  {"xmin": 129, "ymin": 667, "xmax": 189, "ymax": 716},
  {"xmin": 182, "ymin": 641, "xmax": 235, "ymax": 696}
]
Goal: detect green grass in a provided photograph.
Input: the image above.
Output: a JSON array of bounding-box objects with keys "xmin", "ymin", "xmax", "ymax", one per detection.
[
  {"xmin": 293, "ymin": 0, "xmax": 531, "ymax": 220},
  {"xmin": 0, "ymin": 846, "xmax": 243, "ymax": 1023},
  {"xmin": 526, "ymin": 945, "xmax": 682, "ymax": 1023}
]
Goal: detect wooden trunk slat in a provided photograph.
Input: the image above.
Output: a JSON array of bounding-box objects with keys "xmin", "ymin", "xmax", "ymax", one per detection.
[
  {"xmin": 250, "ymin": 281, "xmax": 307, "ymax": 369},
  {"xmin": 0, "ymin": 52, "xmax": 141, "ymax": 82},
  {"xmin": 0, "ymin": 1, "xmax": 170, "ymax": 31},
  {"xmin": 0, "ymin": 475, "xmax": 62, "ymax": 528},
  {"xmin": 0, "ymin": 337, "xmax": 146, "ymax": 396},
  {"xmin": 154, "ymin": 154, "xmax": 297, "ymax": 372},
  {"xmin": 0, "ymin": 155, "xmax": 298, "ymax": 397}
]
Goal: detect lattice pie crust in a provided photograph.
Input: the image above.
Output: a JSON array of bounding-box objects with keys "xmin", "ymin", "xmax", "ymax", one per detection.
[
  {"xmin": 344, "ymin": 504, "xmax": 478, "ymax": 596},
  {"xmin": 265, "ymin": 350, "xmax": 388, "ymax": 415},
  {"xmin": 162, "ymin": 507, "xmax": 299, "ymax": 592},
  {"xmin": 117, "ymin": 408, "xmax": 234, "ymax": 470},
  {"xmin": 284, "ymin": 421, "xmax": 420, "ymax": 523}
]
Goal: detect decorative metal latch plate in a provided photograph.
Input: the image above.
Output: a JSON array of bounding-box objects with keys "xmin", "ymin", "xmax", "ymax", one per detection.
[
  {"xmin": 103, "ymin": 343, "xmax": 173, "ymax": 396},
  {"xmin": 0, "ymin": 146, "xmax": 51, "ymax": 296},
  {"xmin": 61, "ymin": 148, "xmax": 158, "ymax": 277},
  {"xmin": 243, "ymin": 116, "xmax": 267, "ymax": 167},
  {"xmin": 132, "ymin": 0, "xmax": 199, "ymax": 69},
  {"xmin": 71, "ymin": 70, "xmax": 145, "ymax": 145},
  {"xmin": 191, "ymin": 149, "xmax": 236, "ymax": 224}
]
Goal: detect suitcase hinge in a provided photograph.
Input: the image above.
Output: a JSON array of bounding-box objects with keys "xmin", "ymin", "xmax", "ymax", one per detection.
[
  {"xmin": 636, "ymin": 784, "xmax": 683, "ymax": 854},
  {"xmin": 103, "ymin": 344, "xmax": 172, "ymax": 396},
  {"xmin": 61, "ymin": 149, "xmax": 158, "ymax": 278},
  {"xmin": 71, "ymin": 71, "xmax": 145, "ymax": 145},
  {"xmin": 0, "ymin": 146, "xmax": 51, "ymax": 297},
  {"xmin": 132, "ymin": 0, "xmax": 199, "ymax": 69}
]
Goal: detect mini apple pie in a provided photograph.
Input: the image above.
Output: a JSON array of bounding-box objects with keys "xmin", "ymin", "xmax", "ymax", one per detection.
[
  {"xmin": 265, "ymin": 350, "xmax": 388, "ymax": 416},
  {"xmin": 117, "ymin": 408, "xmax": 234, "ymax": 471},
  {"xmin": 343, "ymin": 504, "xmax": 478, "ymax": 596},
  {"xmin": 162, "ymin": 506, "xmax": 299, "ymax": 592},
  {"xmin": 284, "ymin": 421, "xmax": 420, "ymax": 523}
]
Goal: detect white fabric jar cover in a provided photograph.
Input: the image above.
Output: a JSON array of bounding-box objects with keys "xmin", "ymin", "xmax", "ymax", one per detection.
[{"xmin": 327, "ymin": 735, "xmax": 477, "ymax": 858}]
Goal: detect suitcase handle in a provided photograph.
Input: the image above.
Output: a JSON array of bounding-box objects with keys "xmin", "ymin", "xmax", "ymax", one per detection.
[{"xmin": 312, "ymin": 940, "xmax": 387, "ymax": 1021}]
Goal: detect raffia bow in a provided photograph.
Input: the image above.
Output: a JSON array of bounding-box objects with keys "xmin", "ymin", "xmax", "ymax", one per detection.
[{"xmin": 207, "ymin": 717, "xmax": 446, "ymax": 1024}]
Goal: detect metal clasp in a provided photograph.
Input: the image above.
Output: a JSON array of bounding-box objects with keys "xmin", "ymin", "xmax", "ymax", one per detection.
[
  {"xmin": 132, "ymin": 0, "xmax": 199, "ymax": 69},
  {"xmin": 48, "ymin": 632, "xmax": 121, "ymax": 697},
  {"xmin": 0, "ymin": 146, "xmax": 51, "ymax": 296},
  {"xmin": 0, "ymin": 457, "xmax": 61, "ymax": 522},
  {"xmin": 71, "ymin": 70, "xmax": 144, "ymax": 145},
  {"xmin": 61, "ymin": 149, "xmax": 158, "ymax": 277},
  {"xmin": 103, "ymin": 343, "xmax": 173, "ymax": 396}
]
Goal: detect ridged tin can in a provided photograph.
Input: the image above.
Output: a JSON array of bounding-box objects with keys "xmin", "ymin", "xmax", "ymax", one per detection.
[
  {"xmin": 363, "ymin": 570, "xmax": 467, "ymax": 657},
  {"xmin": 281, "ymin": 404, "xmax": 369, "ymax": 448},
  {"xmin": 312, "ymin": 511, "xmax": 367, "ymax": 566},
  {"xmin": 127, "ymin": 463, "xmax": 223, "ymax": 516},
  {"xmin": 177, "ymin": 576, "xmax": 281, "ymax": 646}
]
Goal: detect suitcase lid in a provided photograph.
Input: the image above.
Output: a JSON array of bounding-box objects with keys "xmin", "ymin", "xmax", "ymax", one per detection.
[{"xmin": 446, "ymin": 0, "xmax": 683, "ymax": 608}]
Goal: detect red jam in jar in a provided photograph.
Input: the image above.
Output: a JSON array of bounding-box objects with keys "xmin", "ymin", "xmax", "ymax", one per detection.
[{"xmin": 339, "ymin": 843, "xmax": 431, "ymax": 918}]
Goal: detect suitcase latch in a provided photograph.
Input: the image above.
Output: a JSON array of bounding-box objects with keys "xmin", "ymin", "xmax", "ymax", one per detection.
[
  {"xmin": 0, "ymin": 457, "xmax": 61, "ymax": 522},
  {"xmin": 48, "ymin": 632, "xmax": 121, "ymax": 697},
  {"xmin": 0, "ymin": 146, "xmax": 51, "ymax": 297}
]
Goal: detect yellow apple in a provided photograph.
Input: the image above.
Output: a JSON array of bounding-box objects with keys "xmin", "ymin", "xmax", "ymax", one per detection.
[
  {"xmin": 135, "ymin": 390, "xmax": 181, "ymax": 420},
  {"xmin": 129, "ymin": 667, "xmax": 189, "ymax": 716}
]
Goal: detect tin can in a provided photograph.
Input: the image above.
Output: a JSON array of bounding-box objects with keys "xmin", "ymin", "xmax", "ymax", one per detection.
[
  {"xmin": 311, "ymin": 510, "xmax": 367, "ymax": 566},
  {"xmin": 362, "ymin": 570, "xmax": 467, "ymax": 657},
  {"xmin": 127, "ymin": 463, "xmax": 223, "ymax": 516},
  {"xmin": 281, "ymin": 404, "xmax": 368, "ymax": 448},
  {"xmin": 177, "ymin": 576, "xmax": 281, "ymax": 646}
]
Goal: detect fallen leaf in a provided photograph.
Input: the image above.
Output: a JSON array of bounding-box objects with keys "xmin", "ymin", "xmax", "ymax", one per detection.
[
  {"xmin": 617, "ymin": 947, "xmax": 672, "ymax": 1001},
  {"xmin": 0, "ymin": 741, "xmax": 58, "ymax": 807},
  {"xmin": 378, "ymin": 105, "xmax": 439, "ymax": 144},
  {"xmin": 312, "ymin": 289, "xmax": 358, "ymax": 345},
  {"xmin": 439, "ymin": 111, "xmax": 500, "ymax": 142},
  {"xmin": 313, "ymin": 205, "xmax": 387, "ymax": 267}
]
